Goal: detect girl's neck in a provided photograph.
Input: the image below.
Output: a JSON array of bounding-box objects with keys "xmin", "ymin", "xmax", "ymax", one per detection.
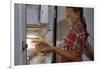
[{"xmin": 72, "ymin": 20, "xmax": 81, "ymax": 26}]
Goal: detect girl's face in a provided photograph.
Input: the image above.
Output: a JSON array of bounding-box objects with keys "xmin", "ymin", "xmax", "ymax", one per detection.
[{"xmin": 65, "ymin": 8, "xmax": 80, "ymax": 26}]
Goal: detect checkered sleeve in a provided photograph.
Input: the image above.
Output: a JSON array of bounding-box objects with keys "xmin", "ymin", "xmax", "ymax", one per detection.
[
  {"xmin": 64, "ymin": 29, "xmax": 79, "ymax": 49},
  {"xmin": 64, "ymin": 24, "xmax": 86, "ymax": 50}
]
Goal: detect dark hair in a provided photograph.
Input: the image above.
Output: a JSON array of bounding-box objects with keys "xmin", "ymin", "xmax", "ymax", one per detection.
[{"xmin": 66, "ymin": 7, "xmax": 89, "ymax": 40}]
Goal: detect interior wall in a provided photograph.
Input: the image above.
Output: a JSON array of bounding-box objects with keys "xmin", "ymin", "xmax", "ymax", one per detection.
[
  {"xmin": 82, "ymin": 8, "xmax": 94, "ymax": 61},
  {"xmin": 83, "ymin": 8, "xmax": 94, "ymax": 47}
]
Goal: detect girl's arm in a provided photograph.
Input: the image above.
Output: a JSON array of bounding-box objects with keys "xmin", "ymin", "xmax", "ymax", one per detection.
[
  {"xmin": 42, "ymin": 46, "xmax": 80, "ymax": 60},
  {"xmin": 54, "ymin": 47, "xmax": 81, "ymax": 60}
]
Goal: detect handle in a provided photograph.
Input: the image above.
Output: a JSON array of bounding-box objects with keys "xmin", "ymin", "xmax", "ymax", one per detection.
[{"xmin": 22, "ymin": 41, "xmax": 28, "ymax": 51}]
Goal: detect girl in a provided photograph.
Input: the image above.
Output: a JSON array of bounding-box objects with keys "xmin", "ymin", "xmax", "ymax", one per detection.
[{"xmin": 40, "ymin": 7, "xmax": 94, "ymax": 62}]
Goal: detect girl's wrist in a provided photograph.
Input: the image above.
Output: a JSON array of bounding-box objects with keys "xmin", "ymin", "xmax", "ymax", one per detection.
[{"xmin": 52, "ymin": 46, "xmax": 56, "ymax": 52}]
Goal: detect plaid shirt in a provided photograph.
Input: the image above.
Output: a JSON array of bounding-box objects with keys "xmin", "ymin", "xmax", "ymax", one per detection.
[
  {"xmin": 61, "ymin": 23, "xmax": 86, "ymax": 62},
  {"xmin": 64, "ymin": 23, "xmax": 86, "ymax": 52}
]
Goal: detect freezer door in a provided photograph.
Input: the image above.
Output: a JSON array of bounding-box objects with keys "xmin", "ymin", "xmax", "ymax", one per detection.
[{"xmin": 14, "ymin": 4, "xmax": 27, "ymax": 65}]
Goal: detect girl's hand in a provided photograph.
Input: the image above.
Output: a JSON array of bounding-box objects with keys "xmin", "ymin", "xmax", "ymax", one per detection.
[
  {"xmin": 35, "ymin": 40, "xmax": 55, "ymax": 54},
  {"xmin": 41, "ymin": 46, "xmax": 55, "ymax": 55}
]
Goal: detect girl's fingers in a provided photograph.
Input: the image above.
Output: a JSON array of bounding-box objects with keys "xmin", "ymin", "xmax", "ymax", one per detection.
[{"xmin": 42, "ymin": 47, "xmax": 51, "ymax": 53}]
